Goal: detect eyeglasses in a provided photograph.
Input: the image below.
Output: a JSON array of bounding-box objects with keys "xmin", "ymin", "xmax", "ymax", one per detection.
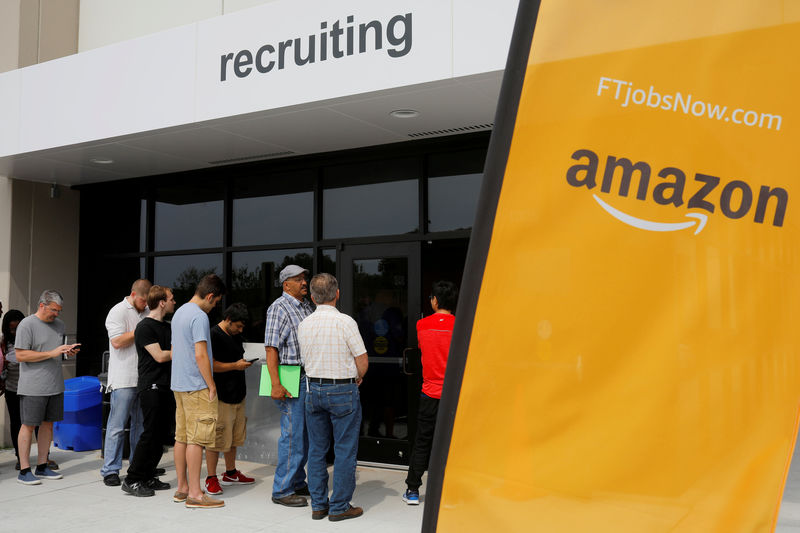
[{"xmin": 45, "ymin": 305, "xmax": 62, "ymax": 314}]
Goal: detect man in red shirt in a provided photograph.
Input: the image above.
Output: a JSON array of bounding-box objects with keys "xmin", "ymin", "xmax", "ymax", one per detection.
[{"xmin": 403, "ymin": 281, "xmax": 458, "ymax": 505}]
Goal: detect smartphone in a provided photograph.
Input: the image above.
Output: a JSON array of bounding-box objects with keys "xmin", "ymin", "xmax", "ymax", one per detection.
[{"xmin": 245, "ymin": 357, "xmax": 260, "ymax": 363}]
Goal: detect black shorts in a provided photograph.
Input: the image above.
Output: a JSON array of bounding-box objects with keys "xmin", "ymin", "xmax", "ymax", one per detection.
[{"xmin": 20, "ymin": 393, "xmax": 64, "ymax": 425}]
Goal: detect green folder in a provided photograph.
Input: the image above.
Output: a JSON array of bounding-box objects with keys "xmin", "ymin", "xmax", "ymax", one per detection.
[{"xmin": 259, "ymin": 364, "xmax": 301, "ymax": 398}]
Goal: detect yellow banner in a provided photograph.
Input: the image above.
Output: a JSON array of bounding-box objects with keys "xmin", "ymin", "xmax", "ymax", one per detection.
[{"xmin": 437, "ymin": 1, "xmax": 800, "ymax": 531}]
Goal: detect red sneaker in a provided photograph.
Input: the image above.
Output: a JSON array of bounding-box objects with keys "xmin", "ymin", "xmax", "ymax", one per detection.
[
  {"xmin": 220, "ymin": 470, "xmax": 255, "ymax": 485},
  {"xmin": 205, "ymin": 475, "xmax": 224, "ymax": 495}
]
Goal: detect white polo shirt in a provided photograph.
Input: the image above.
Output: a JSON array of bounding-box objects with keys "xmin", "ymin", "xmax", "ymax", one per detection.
[
  {"xmin": 106, "ymin": 297, "xmax": 148, "ymax": 390},
  {"xmin": 298, "ymin": 305, "xmax": 366, "ymax": 379}
]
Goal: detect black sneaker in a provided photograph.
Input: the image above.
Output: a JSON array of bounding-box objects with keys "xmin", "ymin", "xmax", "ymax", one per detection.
[
  {"xmin": 155, "ymin": 467, "xmax": 166, "ymax": 476},
  {"xmin": 144, "ymin": 477, "xmax": 170, "ymax": 491},
  {"xmin": 121, "ymin": 478, "xmax": 155, "ymax": 497},
  {"xmin": 103, "ymin": 473, "xmax": 121, "ymax": 486}
]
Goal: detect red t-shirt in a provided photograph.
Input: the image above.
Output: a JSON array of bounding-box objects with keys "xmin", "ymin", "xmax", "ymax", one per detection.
[{"xmin": 416, "ymin": 313, "xmax": 455, "ymax": 399}]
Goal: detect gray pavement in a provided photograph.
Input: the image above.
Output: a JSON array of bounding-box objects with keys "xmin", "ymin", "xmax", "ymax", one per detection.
[{"xmin": 0, "ymin": 448, "xmax": 423, "ymax": 532}]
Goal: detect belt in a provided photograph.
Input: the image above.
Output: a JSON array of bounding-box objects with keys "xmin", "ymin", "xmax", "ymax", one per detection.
[{"xmin": 308, "ymin": 377, "xmax": 356, "ymax": 384}]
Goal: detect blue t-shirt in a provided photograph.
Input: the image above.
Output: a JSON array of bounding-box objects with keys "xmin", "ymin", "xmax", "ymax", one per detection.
[{"xmin": 170, "ymin": 302, "xmax": 213, "ymax": 392}]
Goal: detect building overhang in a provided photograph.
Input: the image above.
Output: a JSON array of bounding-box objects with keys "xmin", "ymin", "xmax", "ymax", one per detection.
[{"xmin": 0, "ymin": 0, "xmax": 517, "ymax": 185}]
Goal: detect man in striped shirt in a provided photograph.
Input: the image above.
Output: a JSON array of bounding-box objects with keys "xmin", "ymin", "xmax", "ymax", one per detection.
[
  {"xmin": 298, "ymin": 273, "xmax": 368, "ymax": 522},
  {"xmin": 264, "ymin": 264, "xmax": 314, "ymax": 507}
]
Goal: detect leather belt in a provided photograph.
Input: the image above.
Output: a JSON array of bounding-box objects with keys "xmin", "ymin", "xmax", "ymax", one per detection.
[{"xmin": 308, "ymin": 377, "xmax": 356, "ymax": 384}]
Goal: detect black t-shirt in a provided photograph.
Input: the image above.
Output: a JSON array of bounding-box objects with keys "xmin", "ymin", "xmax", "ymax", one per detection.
[
  {"xmin": 135, "ymin": 317, "xmax": 172, "ymax": 393},
  {"xmin": 210, "ymin": 324, "xmax": 246, "ymax": 404}
]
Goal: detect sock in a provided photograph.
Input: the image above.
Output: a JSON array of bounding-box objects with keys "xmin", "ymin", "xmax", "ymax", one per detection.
[
  {"xmin": 20, "ymin": 467, "xmax": 31, "ymax": 475},
  {"xmin": 207, "ymin": 475, "xmax": 216, "ymax": 480},
  {"xmin": 36, "ymin": 463, "xmax": 47, "ymax": 472},
  {"xmin": 225, "ymin": 469, "xmax": 237, "ymax": 477}
]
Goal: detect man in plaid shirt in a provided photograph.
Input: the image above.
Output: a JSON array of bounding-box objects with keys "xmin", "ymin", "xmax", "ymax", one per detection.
[{"xmin": 264, "ymin": 264, "xmax": 314, "ymax": 507}]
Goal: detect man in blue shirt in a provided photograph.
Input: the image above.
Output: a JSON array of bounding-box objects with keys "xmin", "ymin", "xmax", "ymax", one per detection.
[
  {"xmin": 171, "ymin": 274, "xmax": 226, "ymax": 509},
  {"xmin": 264, "ymin": 264, "xmax": 313, "ymax": 507}
]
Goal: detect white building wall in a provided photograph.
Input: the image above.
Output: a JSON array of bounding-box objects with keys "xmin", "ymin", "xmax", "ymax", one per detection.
[{"xmin": 78, "ymin": 0, "xmax": 280, "ymax": 52}]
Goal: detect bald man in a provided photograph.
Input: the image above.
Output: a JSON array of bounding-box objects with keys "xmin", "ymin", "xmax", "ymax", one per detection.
[{"xmin": 101, "ymin": 279, "xmax": 152, "ymax": 487}]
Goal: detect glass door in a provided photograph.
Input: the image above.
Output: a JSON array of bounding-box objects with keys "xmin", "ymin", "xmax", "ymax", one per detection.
[{"xmin": 340, "ymin": 242, "xmax": 421, "ymax": 465}]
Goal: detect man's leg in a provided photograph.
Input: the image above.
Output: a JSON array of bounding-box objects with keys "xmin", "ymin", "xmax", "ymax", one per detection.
[
  {"xmin": 126, "ymin": 389, "xmax": 160, "ymax": 483},
  {"xmin": 128, "ymin": 391, "xmax": 144, "ymax": 455},
  {"xmin": 288, "ymin": 378, "xmax": 309, "ymax": 491},
  {"xmin": 304, "ymin": 383, "xmax": 332, "ymax": 512},
  {"xmin": 405, "ymin": 394, "xmax": 440, "ymax": 491},
  {"xmin": 186, "ymin": 443, "xmax": 205, "ymax": 500},
  {"xmin": 328, "ymin": 383, "xmax": 362, "ymax": 515},
  {"xmin": 36, "ymin": 422, "xmax": 54, "ymax": 466},
  {"xmin": 173, "ymin": 391, "xmax": 189, "ymax": 496},
  {"xmin": 18, "ymin": 424, "xmax": 35, "ymax": 470},
  {"xmin": 223, "ymin": 448, "xmax": 237, "ymax": 471},
  {"xmin": 174, "ymin": 441, "xmax": 188, "ymax": 493},
  {"xmin": 101, "ymin": 387, "xmax": 137, "ymax": 478},
  {"xmin": 206, "ymin": 450, "xmax": 220, "ymax": 477}
]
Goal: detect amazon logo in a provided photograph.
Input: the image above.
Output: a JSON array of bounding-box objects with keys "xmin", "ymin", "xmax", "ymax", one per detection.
[{"xmin": 566, "ymin": 149, "xmax": 789, "ymax": 233}]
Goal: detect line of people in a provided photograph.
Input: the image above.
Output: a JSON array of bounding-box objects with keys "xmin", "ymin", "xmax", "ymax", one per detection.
[{"xmin": 0, "ymin": 266, "xmax": 457, "ymax": 522}]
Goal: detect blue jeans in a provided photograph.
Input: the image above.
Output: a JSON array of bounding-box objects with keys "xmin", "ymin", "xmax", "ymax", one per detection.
[
  {"xmin": 272, "ymin": 376, "xmax": 309, "ymax": 498},
  {"xmin": 305, "ymin": 381, "xmax": 362, "ymax": 514},
  {"xmin": 100, "ymin": 387, "xmax": 144, "ymax": 477}
]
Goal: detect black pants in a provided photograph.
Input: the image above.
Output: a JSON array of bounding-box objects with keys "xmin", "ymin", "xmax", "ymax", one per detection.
[
  {"xmin": 5, "ymin": 390, "xmax": 21, "ymax": 458},
  {"xmin": 126, "ymin": 387, "xmax": 174, "ymax": 483},
  {"xmin": 405, "ymin": 394, "xmax": 440, "ymax": 490}
]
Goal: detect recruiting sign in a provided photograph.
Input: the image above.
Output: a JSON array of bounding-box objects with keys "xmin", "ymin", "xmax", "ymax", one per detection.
[{"xmin": 426, "ymin": 1, "xmax": 799, "ymax": 531}]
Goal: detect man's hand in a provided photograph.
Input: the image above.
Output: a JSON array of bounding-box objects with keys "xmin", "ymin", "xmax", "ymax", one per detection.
[
  {"xmin": 271, "ymin": 383, "xmax": 291, "ymax": 400},
  {"xmin": 356, "ymin": 377, "xmax": 363, "ymax": 386},
  {"xmin": 234, "ymin": 359, "xmax": 253, "ymax": 371},
  {"xmin": 53, "ymin": 344, "xmax": 80, "ymax": 358},
  {"xmin": 208, "ymin": 386, "xmax": 217, "ymax": 402}
]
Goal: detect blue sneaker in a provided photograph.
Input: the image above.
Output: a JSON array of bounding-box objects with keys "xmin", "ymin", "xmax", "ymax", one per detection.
[
  {"xmin": 34, "ymin": 466, "xmax": 63, "ymax": 480},
  {"xmin": 17, "ymin": 471, "xmax": 42, "ymax": 485},
  {"xmin": 402, "ymin": 489, "xmax": 419, "ymax": 505}
]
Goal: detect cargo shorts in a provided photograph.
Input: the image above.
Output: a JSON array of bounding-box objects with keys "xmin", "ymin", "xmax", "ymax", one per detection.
[{"xmin": 174, "ymin": 389, "xmax": 218, "ymax": 447}]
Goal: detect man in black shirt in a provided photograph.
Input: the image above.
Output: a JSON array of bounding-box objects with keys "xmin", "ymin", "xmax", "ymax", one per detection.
[
  {"xmin": 122, "ymin": 286, "xmax": 176, "ymax": 497},
  {"xmin": 204, "ymin": 303, "xmax": 255, "ymax": 496}
]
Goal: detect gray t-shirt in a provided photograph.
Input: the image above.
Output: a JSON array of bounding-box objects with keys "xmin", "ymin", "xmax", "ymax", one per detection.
[{"xmin": 15, "ymin": 315, "xmax": 65, "ymax": 396}]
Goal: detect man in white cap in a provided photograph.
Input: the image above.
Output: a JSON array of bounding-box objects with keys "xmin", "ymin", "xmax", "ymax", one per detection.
[{"xmin": 264, "ymin": 264, "xmax": 313, "ymax": 507}]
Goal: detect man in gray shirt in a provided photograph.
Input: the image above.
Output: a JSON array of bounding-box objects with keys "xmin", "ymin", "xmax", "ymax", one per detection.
[{"xmin": 15, "ymin": 290, "xmax": 80, "ymax": 485}]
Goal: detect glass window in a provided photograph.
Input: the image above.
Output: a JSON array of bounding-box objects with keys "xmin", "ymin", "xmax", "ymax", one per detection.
[
  {"xmin": 230, "ymin": 248, "xmax": 313, "ymax": 342},
  {"xmin": 139, "ymin": 199, "xmax": 147, "ymax": 252},
  {"xmin": 154, "ymin": 253, "xmax": 223, "ymax": 308},
  {"xmin": 233, "ymin": 170, "xmax": 315, "ymax": 246},
  {"xmin": 323, "ymin": 158, "xmax": 420, "ymax": 239},
  {"xmin": 320, "ymin": 248, "xmax": 336, "ymax": 275},
  {"xmin": 79, "ymin": 185, "xmax": 144, "ymax": 254},
  {"xmin": 427, "ymin": 149, "xmax": 486, "ymax": 232},
  {"xmin": 154, "ymin": 182, "xmax": 224, "ymax": 251}
]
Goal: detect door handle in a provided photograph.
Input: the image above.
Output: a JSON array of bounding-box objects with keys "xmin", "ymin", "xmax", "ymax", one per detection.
[{"xmin": 402, "ymin": 347, "xmax": 421, "ymax": 376}]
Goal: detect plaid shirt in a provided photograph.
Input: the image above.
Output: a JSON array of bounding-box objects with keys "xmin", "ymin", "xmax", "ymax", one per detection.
[{"xmin": 264, "ymin": 292, "xmax": 314, "ymax": 365}]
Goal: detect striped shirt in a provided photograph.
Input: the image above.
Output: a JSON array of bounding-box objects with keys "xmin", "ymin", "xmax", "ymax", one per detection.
[
  {"xmin": 264, "ymin": 292, "xmax": 313, "ymax": 365},
  {"xmin": 298, "ymin": 305, "xmax": 366, "ymax": 379}
]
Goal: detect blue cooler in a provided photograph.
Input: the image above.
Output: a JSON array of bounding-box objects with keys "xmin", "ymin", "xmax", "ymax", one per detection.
[{"xmin": 53, "ymin": 376, "xmax": 102, "ymax": 451}]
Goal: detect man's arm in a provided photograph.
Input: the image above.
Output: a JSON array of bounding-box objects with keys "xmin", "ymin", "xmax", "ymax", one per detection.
[
  {"xmin": 354, "ymin": 353, "xmax": 368, "ymax": 386},
  {"xmin": 213, "ymin": 359, "xmax": 252, "ymax": 373},
  {"xmin": 143, "ymin": 343, "xmax": 171, "ymax": 363},
  {"xmin": 17, "ymin": 344, "xmax": 79, "ymax": 363},
  {"xmin": 110, "ymin": 331, "xmax": 135, "ymax": 350},
  {"xmin": 194, "ymin": 341, "xmax": 216, "ymax": 401},
  {"xmin": 265, "ymin": 346, "xmax": 290, "ymax": 399}
]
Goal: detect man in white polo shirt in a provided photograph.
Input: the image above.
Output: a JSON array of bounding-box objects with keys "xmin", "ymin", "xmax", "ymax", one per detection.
[
  {"xmin": 298, "ymin": 273, "xmax": 368, "ymax": 522},
  {"xmin": 101, "ymin": 279, "xmax": 151, "ymax": 487}
]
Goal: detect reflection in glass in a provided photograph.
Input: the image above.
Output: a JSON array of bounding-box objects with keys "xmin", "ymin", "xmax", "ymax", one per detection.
[
  {"xmin": 233, "ymin": 170, "xmax": 315, "ymax": 246},
  {"xmin": 323, "ymin": 158, "xmax": 420, "ymax": 239},
  {"xmin": 154, "ymin": 254, "xmax": 223, "ymax": 310},
  {"xmin": 155, "ymin": 200, "xmax": 223, "ymax": 251},
  {"xmin": 230, "ymin": 249, "xmax": 313, "ymax": 342},
  {"xmin": 321, "ymin": 249, "xmax": 336, "ymax": 275},
  {"xmin": 352, "ymin": 257, "xmax": 409, "ymax": 440},
  {"xmin": 428, "ymin": 173, "xmax": 482, "ymax": 232}
]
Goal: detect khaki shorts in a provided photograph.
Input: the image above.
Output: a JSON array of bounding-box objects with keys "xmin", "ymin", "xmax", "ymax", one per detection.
[
  {"xmin": 208, "ymin": 399, "xmax": 247, "ymax": 452},
  {"xmin": 174, "ymin": 389, "xmax": 218, "ymax": 447}
]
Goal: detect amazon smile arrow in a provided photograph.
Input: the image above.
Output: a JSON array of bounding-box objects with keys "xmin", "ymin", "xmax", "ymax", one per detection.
[{"xmin": 593, "ymin": 194, "xmax": 708, "ymax": 235}]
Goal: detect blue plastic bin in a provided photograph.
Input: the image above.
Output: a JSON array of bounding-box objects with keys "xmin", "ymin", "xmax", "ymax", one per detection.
[{"xmin": 53, "ymin": 376, "xmax": 102, "ymax": 451}]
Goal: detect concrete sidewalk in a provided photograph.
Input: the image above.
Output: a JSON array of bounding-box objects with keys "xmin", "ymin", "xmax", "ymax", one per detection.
[{"xmin": 0, "ymin": 448, "xmax": 424, "ymax": 533}]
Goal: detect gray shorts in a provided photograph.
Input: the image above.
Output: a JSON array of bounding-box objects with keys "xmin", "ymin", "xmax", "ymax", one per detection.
[{"xmin": 20, "ymin": 393, "xmax": 64, "ymax": 425}]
